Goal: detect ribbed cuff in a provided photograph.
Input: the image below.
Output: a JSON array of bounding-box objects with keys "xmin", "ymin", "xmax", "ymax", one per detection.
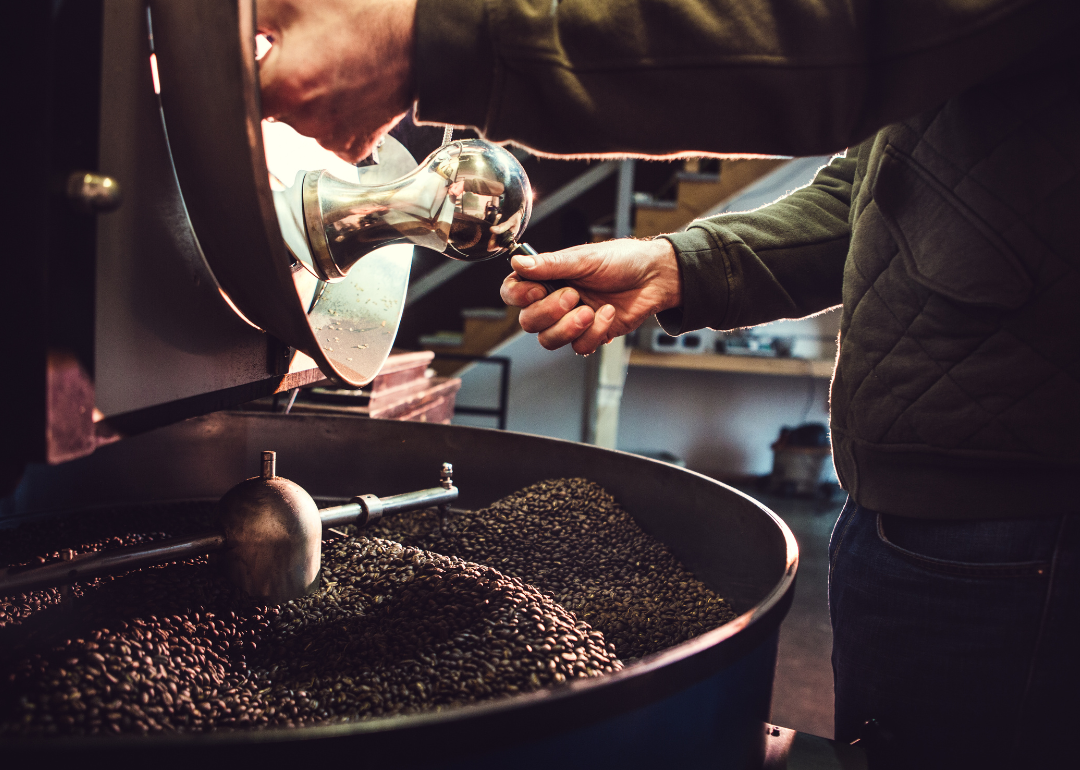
[
  {"xmin": 658, "ymin": 227, "xmax": 734, "ymax": 334},
  {"xmin": 414, "ymin": 0, "xmax": 494, "ymax": 130}
]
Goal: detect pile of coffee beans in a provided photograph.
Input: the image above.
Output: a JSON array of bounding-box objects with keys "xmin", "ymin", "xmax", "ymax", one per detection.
[
  {"xmin": 371, "ymin": 478, "xmax": 735, "ymax": 660},
  {"xmin": 0, "ymin": 479, "xmax": 733, "ymax": 737}
]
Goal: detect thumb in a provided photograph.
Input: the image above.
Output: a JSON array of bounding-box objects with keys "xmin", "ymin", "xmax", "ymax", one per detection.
[{"xmin": 510, "ymin": 244, "xmax": 594, "ymax": 282}]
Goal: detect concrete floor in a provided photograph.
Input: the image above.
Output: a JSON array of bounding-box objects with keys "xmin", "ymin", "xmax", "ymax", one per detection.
[{"xmin": 732, "ymin": 482, "xmax": 845, "ymax": 740}]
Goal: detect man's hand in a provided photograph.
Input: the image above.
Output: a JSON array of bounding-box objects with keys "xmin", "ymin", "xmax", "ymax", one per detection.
[
  {"xmin": 257, "ymin": 0, "xmax": 417, "ymax": 162},
  {"xmin": 501, "ymin": 239, "xmax": 682, "ymax": 355}
]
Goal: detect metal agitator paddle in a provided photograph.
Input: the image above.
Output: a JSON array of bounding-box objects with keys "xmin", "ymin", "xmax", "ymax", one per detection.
[{"xmin": 0, "ymin": 453, "xmax": 457, "ymax": 604}]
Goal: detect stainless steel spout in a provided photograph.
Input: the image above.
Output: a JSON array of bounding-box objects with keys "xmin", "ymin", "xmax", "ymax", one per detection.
[{"xmin": 301, "ymin": 140, "xmax": 532, "ymax": 282}]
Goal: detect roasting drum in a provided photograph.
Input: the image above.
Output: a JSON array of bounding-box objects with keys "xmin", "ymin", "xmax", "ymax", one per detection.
[{"xmin": 2, "ymin": 412, "xmax": 796, "ymax": 769}]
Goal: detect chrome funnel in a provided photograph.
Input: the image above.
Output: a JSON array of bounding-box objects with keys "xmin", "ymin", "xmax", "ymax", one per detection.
[{"xmin": 298, "ymin": 139, "xmax": 532, "ymax": 282}]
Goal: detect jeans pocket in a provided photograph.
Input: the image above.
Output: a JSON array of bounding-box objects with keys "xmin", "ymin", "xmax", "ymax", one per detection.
[{"xmin": 875, "ymin": 513, "xmax": 1050, "ymax": 578}]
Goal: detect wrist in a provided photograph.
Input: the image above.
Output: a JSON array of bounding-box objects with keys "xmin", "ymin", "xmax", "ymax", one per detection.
[{"xmin": 649, "ymin": 238, "xmax": 683, "ymax": 313}]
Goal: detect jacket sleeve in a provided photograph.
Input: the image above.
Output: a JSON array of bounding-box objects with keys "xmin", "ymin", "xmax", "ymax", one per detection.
[
  {"xmin": 414, "ymin": 0, "xmax": 1078, "ymax": 157},
  {"xmin": 655, "ymin": 148, "xmax": 857, "ymax": 334}
]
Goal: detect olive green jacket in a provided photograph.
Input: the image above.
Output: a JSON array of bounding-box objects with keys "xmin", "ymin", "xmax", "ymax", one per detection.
[
  {"xmin": 416, "ymin": 0, "xmax": 1076, "ymax": 157},
  {"xmin": 414, "ymin": 0, "xmax": 1080, "ymax": 519}
]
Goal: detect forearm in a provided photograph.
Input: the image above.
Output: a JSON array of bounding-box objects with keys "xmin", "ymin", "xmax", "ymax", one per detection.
[
  {"xmin": 415, "ymin": 0, "xmax": 1078, "ymax": 157},
  {"xmin": 658, "ymin": 150, "xmax": 856, "ymax": 333}
]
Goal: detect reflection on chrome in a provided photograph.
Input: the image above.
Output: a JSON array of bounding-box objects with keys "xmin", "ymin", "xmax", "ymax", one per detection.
[{"xmin": 300, "ymin": 139, "xmax": 532, "ymax": 282}]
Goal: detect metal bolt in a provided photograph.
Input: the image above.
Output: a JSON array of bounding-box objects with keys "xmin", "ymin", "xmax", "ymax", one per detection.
[
  {"xmin": 262, "ymin": 451, "xmax": 276, "ymax": 479},
  {"xmin": 66, "ymin": 171, "xmax": 123, "ymax": 213}
]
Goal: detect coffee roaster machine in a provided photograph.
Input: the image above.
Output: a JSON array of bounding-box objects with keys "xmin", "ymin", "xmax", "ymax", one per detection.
[{"xmin": 2, "ymin": 1, "xmax": 798, "ymax": 767}]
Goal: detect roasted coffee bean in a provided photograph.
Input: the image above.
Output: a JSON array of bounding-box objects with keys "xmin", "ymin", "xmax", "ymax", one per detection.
[
  {"xmin": 0, "ymin": 480, "xmax": 732, "ymax": 737},
  {"xmin": 372, "ymin": 479, "xmax": 735, "ymax": 661}
]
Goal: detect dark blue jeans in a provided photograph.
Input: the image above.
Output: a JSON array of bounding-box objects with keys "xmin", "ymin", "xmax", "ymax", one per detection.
[{"xmin": 829, "ymin": 499, "xmax": 1080, "ymax": 768}]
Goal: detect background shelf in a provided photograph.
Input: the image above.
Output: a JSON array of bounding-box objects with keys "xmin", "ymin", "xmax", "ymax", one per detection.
[{"xmin": 629, "ymin": 350, "xmax": 834, "ymax": 379}]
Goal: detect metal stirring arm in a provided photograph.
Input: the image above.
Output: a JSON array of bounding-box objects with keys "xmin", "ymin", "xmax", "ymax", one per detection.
[
  {"xmin": 0, "ymin": 463, "xmax": 458, "ymax": 598},
  {"xmin": 322, "ymin": 462, "xmax": 457, "ymax": 529},
  {"xmin": 0, "ymin": 532, "xmax": 228, "ymax": 598}
]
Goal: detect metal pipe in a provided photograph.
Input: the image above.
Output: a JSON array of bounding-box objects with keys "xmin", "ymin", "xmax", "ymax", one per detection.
[
  {"xmin": 317, "ymin": 502, "xmax": 364, "ymax": 529},
  {"xmin": 613, "ymin": 159, "xmax": 636, "ymax": 239},
  {"xmin": 319, "ymin": 484, "xmax": 458, "ymax": 529},
  {"xmin": 0, "ymin": 532, "xmax": 226, "ymax": 596},
  {"xmin": 497, "ymin": 358, "xmax": 511, "ymax": 431},
  {"xmin": 380, "ymin": 486, "xmax": 458, "ymax": 516},
  {"xmin": 0, "ymin": 479, "xmax": 458, "ymax": 598},
  {"xmin": 583, "ymin": 159, "xmax": 636, "ymax": 447}
]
